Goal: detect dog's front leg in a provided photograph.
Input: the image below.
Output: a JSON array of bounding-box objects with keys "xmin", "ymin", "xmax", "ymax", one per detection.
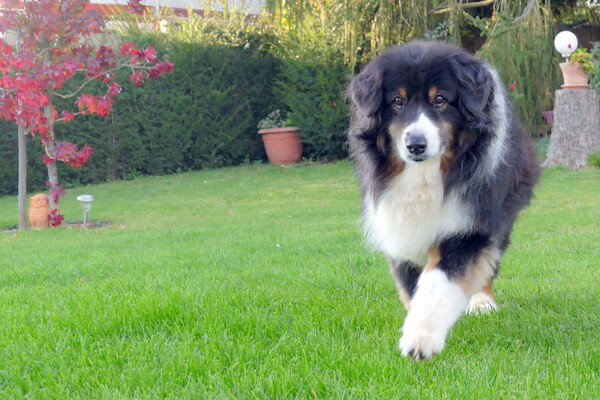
[
  {"xmin": 398, "ymin": 267, "xmax": 468, "ymax": 360},
  {"xmin": 399, "ymin": 234, "xmax": 499, "ymax": 360}
]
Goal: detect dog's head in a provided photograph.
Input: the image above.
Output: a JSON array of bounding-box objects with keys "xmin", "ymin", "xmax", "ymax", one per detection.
[{"xmin": 347, "ymin": 41, "xmax": 499, "ymax": 165}]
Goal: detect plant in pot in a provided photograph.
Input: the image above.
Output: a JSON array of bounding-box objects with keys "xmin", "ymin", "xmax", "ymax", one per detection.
[
  {"xmin": 560, "ymin": 48, "xmax": 596, "ymax": 89},
  {"xmin": 257, "ymin": 109, "xmax": 303, "ymax": 164}
]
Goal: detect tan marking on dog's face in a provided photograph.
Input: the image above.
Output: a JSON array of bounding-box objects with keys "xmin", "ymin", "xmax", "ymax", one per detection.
[
  {"xmin": 428, "ymin": 86, "xmax": 449, "ymax": 111},
  {"xmin": 383, "ymin": 121, "xmax": 410, "ymax": 178},
  {"xmin": 385, "ymin": 156, "xmax": 405, "ymax": 179},
  {"xmin": 428, "ymin": 86, "xmax": 438, "ymax": 103},
  {"xmin": 439, "ymin": 121, "xmax": 456, "ymax": 175},
  {"xmin": 398, "ymin": 88, "xmax": 407, "ymax": 100},
  {"xmin": 440, "ymin": 151, "xmax": 454, "ymax": 176},
  {"xmin": 375, "ymin": 132, "xmax": 406, "ymax": 178},
  {"xmin": 387, "ymin": 120, "xmax": 408, "ymax": 149}
]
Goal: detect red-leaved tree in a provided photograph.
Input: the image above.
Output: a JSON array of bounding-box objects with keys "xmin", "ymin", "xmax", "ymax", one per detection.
[{"xmin": 0, "ymin": 0, "xmax": 173, "ymax": 228}]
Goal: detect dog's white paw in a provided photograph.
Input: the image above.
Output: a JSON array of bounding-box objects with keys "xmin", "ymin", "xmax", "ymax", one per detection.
[
  {"xmin": 397, "ymin": 269, "xmax": 468, "ymax": 360},
  {"xmin": 466, "ymin": 292, "xmax": 498, "ymax": 315},
  {"xmin": 399, "ymin": 320, "xmax": 447, "ymax": 360}
]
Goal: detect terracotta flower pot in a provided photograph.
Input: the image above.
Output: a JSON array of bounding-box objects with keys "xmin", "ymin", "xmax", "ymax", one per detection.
[
  {"xmin": 559, "ymin": 62, "xmax": 590, "ymax": 89},
  {"xmin": 258, "ymin": 127, "xmax": 303, "ymax": 164},
  {"xmin": 28, "ymin": 193, "xmax": 50, "ymax": 229}
]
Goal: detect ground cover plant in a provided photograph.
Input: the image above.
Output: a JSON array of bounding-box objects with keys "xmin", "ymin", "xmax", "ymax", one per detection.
[{"xmin": 0, "ymin": 162, "xmax": 598, "ymax": 399}]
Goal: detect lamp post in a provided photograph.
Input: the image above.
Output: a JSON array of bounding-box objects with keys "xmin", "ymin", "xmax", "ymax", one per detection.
[{"xmin": 76, "ymin": 195, "xmax": 95, "ymax": 229}]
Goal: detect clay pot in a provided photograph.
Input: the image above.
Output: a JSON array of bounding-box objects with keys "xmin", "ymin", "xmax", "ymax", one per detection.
[
  {"xmin": 258, "ymin": 127, "xmax": 303, "ymax": 164},
  {"xmin": 559, "ymin": 62, "xmax": 589, "ymax": 89},
  {"xmin": 28, "ymin": 193, "xmax": 50, "ymax": 229},
  {"xmin": 541, "ymin": 110, "xmax": 554, "ymax": 124}
]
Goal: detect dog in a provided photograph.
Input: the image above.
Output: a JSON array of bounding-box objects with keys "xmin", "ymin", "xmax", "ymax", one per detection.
[{"xmin": 346, "ymin": 41, "xmax": 540, "ymax": 360}]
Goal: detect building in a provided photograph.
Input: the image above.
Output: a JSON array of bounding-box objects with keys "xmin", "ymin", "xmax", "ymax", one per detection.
[{"xmin": 89, "ymin": 0, "xmax": 265, "ymax": 16}]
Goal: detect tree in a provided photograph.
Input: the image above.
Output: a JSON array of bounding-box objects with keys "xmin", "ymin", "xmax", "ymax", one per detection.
[{"xmin": 0, "ymin": 0, "xmax": 173, "ymax": 228}]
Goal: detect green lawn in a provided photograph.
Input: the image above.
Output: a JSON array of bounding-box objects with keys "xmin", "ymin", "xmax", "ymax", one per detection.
[{"xmin": 0, "ymin": 162, "xmax": 598, "ymax": 399}]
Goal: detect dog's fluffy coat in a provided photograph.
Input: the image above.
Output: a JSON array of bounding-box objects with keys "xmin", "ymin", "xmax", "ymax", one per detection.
[{"xmin": 346, "ymin": 41, "xmax": 540, "ymax": 360}]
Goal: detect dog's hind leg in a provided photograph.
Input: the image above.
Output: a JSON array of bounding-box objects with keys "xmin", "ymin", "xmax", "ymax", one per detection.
[{"xmin": 467, "ymin": 279, "xmax": 498, "ymax": 315}]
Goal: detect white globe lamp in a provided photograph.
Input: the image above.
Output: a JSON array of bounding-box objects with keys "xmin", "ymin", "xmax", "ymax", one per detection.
[{"xmin": 554, "ymin": 31, "xmax": 578, "ymax": 61}]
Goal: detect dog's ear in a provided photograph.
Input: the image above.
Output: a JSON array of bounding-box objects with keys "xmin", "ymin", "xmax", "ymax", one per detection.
[
  {"xmin": 449, "ymin": 53, "xmax": 495, "ymax": 130},
  {"xmin": 346, "ymin": 62, "xmax": 384, "ymax": 120}
]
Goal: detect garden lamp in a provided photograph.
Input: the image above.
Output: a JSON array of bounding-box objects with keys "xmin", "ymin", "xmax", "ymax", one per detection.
[
  {"xmin": 76, "ymin": 194, "xmax": 95, "ymax": 229},
  {"xmin": 554, "ymin": 31, "xmax": 578, "ymax": 61}
]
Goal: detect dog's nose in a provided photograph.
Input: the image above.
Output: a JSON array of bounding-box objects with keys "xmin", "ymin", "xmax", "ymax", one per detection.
[{"xmin": 406, "ymin": 135, "xmax": 427, "ymax": 155}]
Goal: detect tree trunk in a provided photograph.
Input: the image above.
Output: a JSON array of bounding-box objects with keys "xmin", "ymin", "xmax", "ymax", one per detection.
[
  {"xmin": 17, "ymin": 124, "xmax": 27, "ymax": 230},
  {"xmin": 45, "ymin": 141, "xmax": 60, "ymax": 219},
  {"xmin": 16, "ymin": 27, "xmax": 28, "ymax": 231},
  {"xmin": 43, "ymin": 104, "xmax": 61, "ymax": 225},
  {"xmin": 542, "ymin": 89, "xmax": 600, "ymax": 169}
]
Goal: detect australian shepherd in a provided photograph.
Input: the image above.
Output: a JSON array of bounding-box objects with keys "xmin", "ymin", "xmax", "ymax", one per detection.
[{"xmin": 346, "ymin": 41, "xmax": 540, "ymax": 360}]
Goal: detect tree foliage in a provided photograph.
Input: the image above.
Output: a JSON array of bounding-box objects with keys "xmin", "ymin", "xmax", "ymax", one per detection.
[{"xmin": 0, "ymin": 0, "xmax": 173, "ymax": 225}]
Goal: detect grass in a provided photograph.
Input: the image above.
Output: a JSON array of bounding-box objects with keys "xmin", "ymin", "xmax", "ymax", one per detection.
[{"xmin": 0, "ymin": 162, "xmax": 598, "ymax": 399}]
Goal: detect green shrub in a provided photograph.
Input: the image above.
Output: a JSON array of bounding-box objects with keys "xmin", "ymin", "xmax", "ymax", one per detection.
[
  {"xmin": 108, "ymin": 12, "xmax": 280, "ymax": 172},
  {"xmin": 588, "ymin": 152, "xmax": 600, "ymax": 168},
  {"xmin": 105, "ymin": 41, "xmax": 278, "ymax": 172},
  {"xmin": 274, "ymin": 59, "xmax": 350, "ymax": 160},
  {"xmin": 267, "ymin": 3, "xmax": 353, "ymax": 161}
]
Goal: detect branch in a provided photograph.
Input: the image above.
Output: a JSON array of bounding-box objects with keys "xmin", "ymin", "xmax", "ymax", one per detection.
[
  {"xmin": 432, "ymin": 0, "xmax": 495, "ymax": 15},
  {"xmin": 513, "ymin": 0, "xmax": 537, "ymax": 24},
  {"xmin": 51, "ymin": 62, "xmax": 150, "ymax": 99}
]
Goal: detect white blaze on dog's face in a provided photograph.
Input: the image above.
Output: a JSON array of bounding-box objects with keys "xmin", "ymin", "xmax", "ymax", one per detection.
[
  {"xmin": 392, "ymin": 113, "xmax": 444, "ymax": 163},
  {"xmin": 386, "ymin": 86, "xmax": 456, "ymax": 164}
]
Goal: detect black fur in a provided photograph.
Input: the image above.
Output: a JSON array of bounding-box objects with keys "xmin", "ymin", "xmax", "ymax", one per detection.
[
  {"xmin": 437, "ymin": 234, "xmax": 491, "ymax": 278},
  {"xmin": 391, "ymin": 260, "xmax": 422, "ymax": 298}
]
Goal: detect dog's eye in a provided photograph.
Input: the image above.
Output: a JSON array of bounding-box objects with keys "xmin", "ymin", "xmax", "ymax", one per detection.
[
  {"xmin": 392, "ymin": 96, "xmax": 406, "ymax": 108},
  {"xmin": 433, "ymin": 95, "xmax": 446, "ymax": 108}
]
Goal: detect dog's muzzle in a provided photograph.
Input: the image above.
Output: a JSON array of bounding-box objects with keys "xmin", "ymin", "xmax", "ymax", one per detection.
[
  {"xmin": 397, "ymin": 112, "xmax": 442, "ymax": 162},
  {"xmin": 406, "ymin": 134, "xmax": 428, "ymax": 157}
]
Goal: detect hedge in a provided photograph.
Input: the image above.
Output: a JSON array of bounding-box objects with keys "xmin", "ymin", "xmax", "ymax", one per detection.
[
  {"xmin": 0, "ymin": 19, "xmax": 354, "ymax": 196},
  {"xmin": 0, "ymin": 36, "xmax": 282, "ymax": 195},
  {"xmin": 275, "ymin": 58, "xmax": 350, "ymax": 161}
]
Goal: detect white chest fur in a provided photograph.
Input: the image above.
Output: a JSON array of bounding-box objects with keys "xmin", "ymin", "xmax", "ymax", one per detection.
[{"xmin": 363, "ymin": 158, "xmax": 473, "ymax": 265}]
